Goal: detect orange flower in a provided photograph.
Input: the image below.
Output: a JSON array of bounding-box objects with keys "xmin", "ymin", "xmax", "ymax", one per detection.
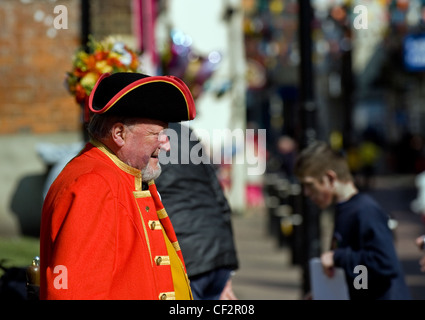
[
  {"xmin": 107, "ymin": 56, "xmax": 124, "ymax": 68},
  {"xmin": 85, "ymin": 55, "xmax": 97, "ymax": 70},
  {"xmin": 75, "ymin": 83, "xmax": 87, "ymax": 104},
  {"xmin": 73, "ymin": 68, "xmax": 87, "ymax": 78},
  {"xmin": 94, "ymin": 50, "xmax": 108, "ymax": 61}
]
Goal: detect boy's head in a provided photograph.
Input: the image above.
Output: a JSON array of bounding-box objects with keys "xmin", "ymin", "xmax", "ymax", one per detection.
[{"xmin": 294, "ymin": 141, "xmax": 353, "ymax": 209}]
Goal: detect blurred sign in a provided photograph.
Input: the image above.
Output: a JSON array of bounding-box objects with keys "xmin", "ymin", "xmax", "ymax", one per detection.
[{"xmin": 404, "ymin": 33, "xmax": 425, "ymax": 71}]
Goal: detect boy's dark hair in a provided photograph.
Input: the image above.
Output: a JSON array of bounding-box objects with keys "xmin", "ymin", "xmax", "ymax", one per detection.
[{"xmin": 294, "ymin": 141, "xmax": 353, "ymax": 182}]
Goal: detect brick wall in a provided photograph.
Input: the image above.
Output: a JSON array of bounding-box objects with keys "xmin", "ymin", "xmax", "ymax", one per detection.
[
  {"xmin": 0, "ymin": 0, "xmax": 81, "ymax": 134},
  {"xmin": 0, "ymin": 0, "xmax": 138, "ymax": 134},
  {"xmin": 91, "ymin": 0, "xmax": 133, "ymax": 39}
]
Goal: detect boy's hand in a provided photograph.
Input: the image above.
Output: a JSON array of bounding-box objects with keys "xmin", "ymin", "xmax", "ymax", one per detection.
[
  {"xmin": 321, "ymin": 251, "xmax": 335, "ymax": 277},
  {"xmin": 416, "ymin": 235, "xmax": 425, "ymax": 250}
]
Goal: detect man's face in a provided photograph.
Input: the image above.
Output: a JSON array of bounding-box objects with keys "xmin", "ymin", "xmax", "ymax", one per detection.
[
  {"xmin": 299, "ymin": 175, "xmax": 334, "ymax": 210},
  {"xmin": 120, "ymin": 119, "xmax": 170, "ymax": 180}
]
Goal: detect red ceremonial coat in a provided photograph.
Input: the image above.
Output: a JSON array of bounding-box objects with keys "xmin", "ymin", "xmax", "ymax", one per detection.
[{"xmin": 39, "ymin": 140, "xmax": 192, "ymax": 300}]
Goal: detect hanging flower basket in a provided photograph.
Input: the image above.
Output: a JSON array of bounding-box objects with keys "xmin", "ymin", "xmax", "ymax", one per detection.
[{"xmin": 65, "ymin": 36, "xmax": 141, "ymax": 116}]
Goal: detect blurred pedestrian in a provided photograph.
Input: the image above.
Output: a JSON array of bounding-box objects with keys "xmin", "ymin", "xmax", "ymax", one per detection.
[
  {"xmin": 411, "ymin": 171, "xmax": 425, "ymax": 216},
  {"xmin": 411, "ymin": 171, "xmax": 425, "ymax": 273},
  {"xmin": 40, "ymin": 72, "xmax": 196, "ymax": 300},
  {"xmin": 358, "ymin": 138, "xmax": 380, "ymax": 190},
  {"xmin": 415, "ymin": 235, "xmax": 425, "ymax": 272},
  {"xmin": 276, "ymin": 135, "xmax": 297, "ymax": 181},
  {"xmin": 155, "ymin": 122, "xmax": 239, "ymax": 300},
  {"xmin": 294, "ymin": 140, "xmax": 411, "ymax": 300}
]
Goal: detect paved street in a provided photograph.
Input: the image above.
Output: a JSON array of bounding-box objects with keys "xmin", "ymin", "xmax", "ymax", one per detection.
[{"xmin": 231, "ymin": 209, "xmax": 303, "ymax": 300}]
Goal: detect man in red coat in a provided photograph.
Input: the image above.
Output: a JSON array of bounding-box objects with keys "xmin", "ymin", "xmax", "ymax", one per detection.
[{"xmin": 39, "ymin": 72, "xmax": 196, "ymax": 300}]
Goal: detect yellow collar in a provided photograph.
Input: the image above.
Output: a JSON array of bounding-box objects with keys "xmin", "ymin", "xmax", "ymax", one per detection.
[{"xmin": 90, "ymin": 139, "xmax": 144, "ymax": 191}]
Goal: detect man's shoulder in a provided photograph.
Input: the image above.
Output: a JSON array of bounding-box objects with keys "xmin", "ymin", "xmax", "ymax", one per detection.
[
  {"xmin": 56, "ymin": 148, "xmax": 122, "ymax": 188},
  {"xmin": 71, "ymin": 145, "xmax": 118, "ymax": 173}
]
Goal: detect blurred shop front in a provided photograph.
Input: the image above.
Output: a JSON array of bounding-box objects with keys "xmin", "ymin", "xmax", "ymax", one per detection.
[
  {"xmin": 242, "ymin": 0, "xmax": 425, "ymax": 176},
  {"xmin": 241, "ymin": 0, "xmax": 425, "ymax": 294}
]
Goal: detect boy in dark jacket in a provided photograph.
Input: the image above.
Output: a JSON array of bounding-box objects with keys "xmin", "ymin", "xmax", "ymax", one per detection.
[{"xmin": 294, "ymin": 141, "xmax": 411, "ymax": 300}]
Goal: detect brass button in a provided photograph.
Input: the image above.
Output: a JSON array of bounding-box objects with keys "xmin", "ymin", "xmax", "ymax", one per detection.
[
  {"xmin": 150, "ymin": 221, "xmax": 156, "ymax": 230},
  {"xmin": 160, "ymin": 293, "xmax": 167, "ymax": 300},
  {"xmin": 145, "ymin": 206, "xmax": 150, "ymax": 212},
  {"xmin": 155, "ymin": 256, "xmax": 162, "ymax": 265}
]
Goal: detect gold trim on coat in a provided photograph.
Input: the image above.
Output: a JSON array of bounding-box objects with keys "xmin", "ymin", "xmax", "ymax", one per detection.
[{"xmin": 91, "ymin": 139, "xmax": 143, "ymax": 191}]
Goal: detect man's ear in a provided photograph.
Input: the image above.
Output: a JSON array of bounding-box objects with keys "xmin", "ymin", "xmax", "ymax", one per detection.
[
  {"xmin": 325, "ymin": 169, "xmax": 338, "ymax": 185},
  {"xmin": 111, "ymin": 122, "xmax": 126, "ymax": 147}
]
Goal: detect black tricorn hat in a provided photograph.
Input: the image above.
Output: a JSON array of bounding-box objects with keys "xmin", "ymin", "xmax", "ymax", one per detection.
[{"xmin": 88, "ymin": 72, "xmax": 196, "ymax": 122}]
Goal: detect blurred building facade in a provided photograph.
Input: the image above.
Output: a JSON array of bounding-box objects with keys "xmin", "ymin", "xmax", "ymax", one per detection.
[
  {"xmin": 0, "ymin": 0, "xmax": 250, "ymax": 237},
  {"xmin": 242, "ymin": 0, "xmax": 425, "ymax": 176},
  {"xmin": 0, "ymin": 0, "xmax": 80, "ymax": 134},
  {"xmin": 2, "ymin": 0, "xmax": 425, "ymax": 166}
]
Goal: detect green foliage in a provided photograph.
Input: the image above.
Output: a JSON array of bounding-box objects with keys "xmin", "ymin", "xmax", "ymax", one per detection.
[{"xmin": 0, "ymin": 237, "xmax": 39, "ymax": 277}]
